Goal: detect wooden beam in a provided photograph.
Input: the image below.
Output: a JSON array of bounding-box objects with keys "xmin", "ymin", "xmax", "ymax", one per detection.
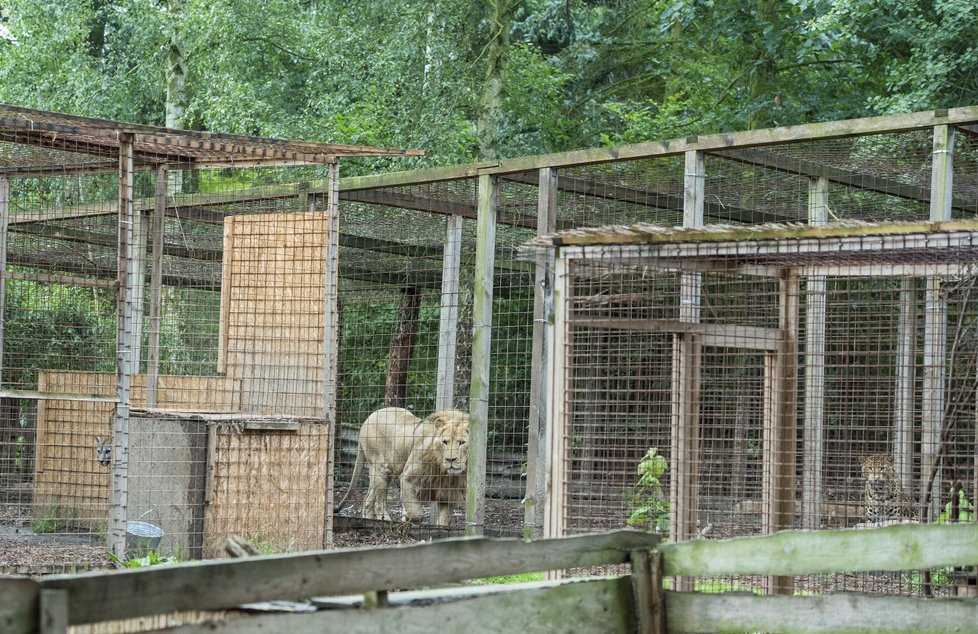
[
  {"xmin": 574, "ymin": 318, "xmax": 781, "ymax": 351},
  {"xmin": 503, "ymin": 171, "xmax": 784, "ymax": 224},
  {"xmin": 322, "ymin": 162, "xmax": 340, "ymax": 549},
  {"xmin": 40, "ymin": 531, "xmax": 659, "ymax": 625},
  {"xmin": 713, "ymin": 147, "xmax": 976, "ymax": 212},
  {"xmin": 340, "ymin": 106, "xmax": 978, "ymax": 188},
  {"xmin": 661, "ymin": 522, "xmax": 978, "ymax": 577},
  {"xmin": 145, "ymin": 166, "xmax": 167, "ymax": 407},
  {"xmin": 544, "ymin": 254, "xmax": 569, "ymax": 541},
  {"xmin": 667, "ymin": 591, "xmax": 978, "ymax": 634}
]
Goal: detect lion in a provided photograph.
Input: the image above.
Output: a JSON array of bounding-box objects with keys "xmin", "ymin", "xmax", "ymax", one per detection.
[{"xmin": 335, "ymin": 407, "xmax": 469, "ymax": 525}]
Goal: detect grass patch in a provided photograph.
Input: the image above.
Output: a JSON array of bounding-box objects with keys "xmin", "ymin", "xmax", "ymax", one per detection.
[{"xmin": 471, "ymin": 572, "xmax": 545, "ymax": 584}]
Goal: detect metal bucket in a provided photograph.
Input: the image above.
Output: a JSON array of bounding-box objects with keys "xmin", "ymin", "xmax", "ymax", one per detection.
[{"xmin": 125, "ymin": 520, "xmax": 164, "ymax": 557}]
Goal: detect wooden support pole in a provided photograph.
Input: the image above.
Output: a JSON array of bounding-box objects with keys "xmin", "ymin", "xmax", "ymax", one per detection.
[
  {"xmin": 110, "ymin": 132, "xmax": 136, "ymax": 558},
  {"xmin": 544, "ymin": 254, "xmax": 569, "ymax": 542},
  {"xmin": 764, "ymin": 269, "xmax": 800, "ymax": 595},
  {"xmin": 466, "ymin": 174, "xmax": 498, "ymax": 537},
  {"xmin": 145, "ymin": 166, "xmax": 167, "ymax": 407},
  {"xmin": 0, "ymin": 177, "xmax": 8, "ymax": 386},
  {"xmin": 669, "ymin": 150, "xmax": 704, "ymax": 593},
  {"xmin": 435, "ymin": 215, "xmax": 463, "ymax": 412},
  {"xmin": 802, "ymin": 177, "xmax": 827, "ymax": 529},
  {"xmin": 323, "ymin": 162, "xmax": 340, "ymax": 548},
  {"xmin": 895, "ymin": 279, "xmax": 918, "ymax": 493},
  {"xmin": 921, "ymin": 124, "xmax": 954, "ymax": 520},
  {"xmin": 525, "ymin": 167, "xmax": 557, "ymax": 540}
]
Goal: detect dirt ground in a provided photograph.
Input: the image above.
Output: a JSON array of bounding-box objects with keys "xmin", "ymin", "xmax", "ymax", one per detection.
[{"xmin": 0, "ymin": 497, "xmax": 528, "ymax": 575}]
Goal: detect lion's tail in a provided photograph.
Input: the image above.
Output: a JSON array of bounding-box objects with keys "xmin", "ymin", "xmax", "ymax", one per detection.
[{"xmin": 334, "ymin": 443, "xmax": 365, "ymax": 512}]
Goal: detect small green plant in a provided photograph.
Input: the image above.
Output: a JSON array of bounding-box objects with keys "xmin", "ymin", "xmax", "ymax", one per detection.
[
  {"xmin": 939, "ymin": 486, "xmax": 975, "ymax": 523},
  {"xmin": 626, "ymin": 448, "xmax": 670, "ymax": 535},
  {"xmin": 471, "ymin": 572, "xmax": 545, "ymax": 584},
  {"xmin": 107, "ymin": 550, "xmax": 179, "ymax": 568},
  {"xmin": 32, "ymin": 516, "xmax": 57, "ymax": 534}
]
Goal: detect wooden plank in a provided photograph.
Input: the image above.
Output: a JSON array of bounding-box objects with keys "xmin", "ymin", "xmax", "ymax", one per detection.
[
  {"xmin": 40, "ymin": 588, "xmax": 69, "ymax": 634},
  {"xmin": 0, "ymin": 577, "xmax": 39, "ymax": 634},
  {"xmin": 0, "ymin": 388, "xmax": 118, "ymax": 403},
  {"xmin": 630, "ymin": 549, "xmax": 655, "ymax": 634},
  {"xmin": 660, "ymin": 523, "xmax": 978, "ymax": 577},
  {"xmin": 339, "ymin": 188, "xmax": 488, "ymax": 223},
  {"xmin": 166, "ymin": 577, "xmax": 634, "ymax": 634},
  {"xmin": 2, "ymin": 268, "xmax": 117, "ymax": 289},
  {"xmin": 572, "ymin": 318, "xmax": 781, "ymax": 351},
  {"xmin": 40, "ymin": 531, "xmax": 659, "ymax": 625},
  {"xmin": 466, "ymin": 174, "xmax": 497, "ymax": 536},
  {"xmin": 894, "ymin": 278, "xmax": 917, "ymax": 493},
  {"xmin": 549, "ymin": 218, "xmax": 978, "ymax": 248},
  {"xmin": 666, "ymin": 591, "xmax": 978, "ymax": 634},
  {"xmin": 713, "ymin": 147, "xmax": 977, "ymax": 212}
]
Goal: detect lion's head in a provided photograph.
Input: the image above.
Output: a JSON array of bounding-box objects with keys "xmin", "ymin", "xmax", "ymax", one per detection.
[{"xmin": 427, "ymin": 410, "xmax": 470, "ymax": 476}]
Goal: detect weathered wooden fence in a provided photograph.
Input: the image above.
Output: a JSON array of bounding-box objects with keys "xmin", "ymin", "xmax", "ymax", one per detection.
[{"xmin": 4, "ymin": 524, "xmax": 978, "ymax": 633}]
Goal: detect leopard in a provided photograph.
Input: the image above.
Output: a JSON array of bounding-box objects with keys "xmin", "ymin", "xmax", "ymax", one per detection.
[{"xmin": 861, "ymin": 454, "xmax": 914, "ymax": 524}]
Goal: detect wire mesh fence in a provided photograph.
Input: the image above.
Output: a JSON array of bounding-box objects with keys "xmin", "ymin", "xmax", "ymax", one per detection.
[
  {"xmin": 3, "ymin": 104, "xmax": 978, "ymax": 595},
  {"xmin": 537, "ymin": 223, "xmax": 978, "ymax": 596}
]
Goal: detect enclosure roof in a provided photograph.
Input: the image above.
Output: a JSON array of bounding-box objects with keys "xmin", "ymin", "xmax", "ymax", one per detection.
[
  {"xmin": 521, "ymin": 219, "xmax": 978, "ymax": 269},
  {"xmin": 0, "ymin": 103, "xmax": 424, "ymax": 176}
]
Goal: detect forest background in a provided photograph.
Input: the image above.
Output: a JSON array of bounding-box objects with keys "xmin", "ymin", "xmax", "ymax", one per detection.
[{"xmin": 2, "ymin": 0, "xmax": 977, "ymax": 173}]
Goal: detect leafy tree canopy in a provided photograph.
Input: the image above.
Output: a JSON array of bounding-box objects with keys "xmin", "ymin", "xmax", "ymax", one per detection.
[{"xmin": 0, "ymin": 0, "xmax": 976, "ymax": 168}]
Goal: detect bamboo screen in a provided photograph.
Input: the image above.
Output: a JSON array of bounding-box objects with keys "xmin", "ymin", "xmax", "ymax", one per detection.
[{"xmin": 545, "ymin": 223, "xmax": 978, "ymax": 596}]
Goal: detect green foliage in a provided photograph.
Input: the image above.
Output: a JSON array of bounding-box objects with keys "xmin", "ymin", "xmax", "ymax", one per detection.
[
  {"xmin": 626, "ymin": 448, "xmax": 670, "ymax": 535},
  {"xmin": 939, "ymin": 486, "xmax": 975, "ymax": 524},
  {"xmin": 471, "ymin": 571, "xmax": 545, "ymax": 584},
  {"xmin": 107, "ymin": 550, "xmax": 180, "ymax": 568}
]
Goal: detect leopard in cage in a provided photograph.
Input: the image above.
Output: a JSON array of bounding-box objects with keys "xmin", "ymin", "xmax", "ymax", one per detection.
[{"xmin": 860, "ymin": 454, "xmax": 915, "ymax": 525}]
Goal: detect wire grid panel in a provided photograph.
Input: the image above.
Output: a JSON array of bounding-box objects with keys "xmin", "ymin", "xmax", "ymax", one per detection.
[
  {"xmin": 551, "ymin": 227, "xmax": 978, "ymax": 596},
  {"xmin": 334, "ymin": 180, "xmax": 479, "ymax": 528},
  {"xmin": 1, "ymin": 134, "xmax": 341, "ymax": 566}
]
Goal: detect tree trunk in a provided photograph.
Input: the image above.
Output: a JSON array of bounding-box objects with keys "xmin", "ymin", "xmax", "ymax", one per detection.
[
  {"xmin": 385, "ymin": 287, "xmax": 422, "ymax": 408},
  {"xmin": 476, "ymin": 0, "xmax": 514, "ymax": 160},
  {"xmin": 165, "ymin": 1, "xmax": 188, "ymax": 193},
  {"xmin": 747, "ymin": 0, "xmax": 781, "ymax": 130}
]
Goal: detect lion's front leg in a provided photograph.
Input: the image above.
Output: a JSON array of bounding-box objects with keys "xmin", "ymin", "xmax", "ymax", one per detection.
[
  {"xmin": 365, "ymin": 463, "xmax": 392, "ymax": 521},
  {"xmin": 433, "ymin": 502, "xmax": 453, "ymax": 526},
  {"xmin": 398, "ymin": 469, "xmax": 425, "ymax": 522}
]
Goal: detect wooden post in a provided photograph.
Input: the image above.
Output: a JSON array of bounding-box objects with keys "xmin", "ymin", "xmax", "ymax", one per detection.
[
  {"xmin": 802, "ymin": 177, "xmax": 827, "ymax": 529},
  {"xmin": 40, "ymin": 588, "xmax": 68, "ymax": 634},
  {"xmin": 466, "ymin": 174, "xmax": 497, "ymax": 537},
  {"xmin": 669, "ymin": 150, "xmax": 704, "ymax": 592},
  {"xmin": 435, "ymin": 215, "xmax": 463, "ymax": 411},
  {"xmin": 145, "ymin": 166, "xmax": 167, "ymax": 407},
  {"xmin": 544, "ymin": 254, "xmax": 568, "ymax": 542},
  {"xmin": 764, "ymin": 269, "xmax": 799, "ymax": 595},
  {"xmin": 922, "ymin": 124, "xmax": 954, "ymax": 520},
  {"xmin": 631, "ymin": 549, "xmax": 665, "ymax": 634},
  {"xmin": 895, "ymin": 279, "xmax": 917, "ymax": 493},
  {"xmin": 110, "ymin": 132, "xmax": 136, "ymax": 558},
  {"xmin": 0, "ymin": 177, "xmax": 8, "ymax": 386},
  {"xmin": 129, "ymin": 208, "xmax": 148, "ymax": 372},
  {"xmin": 525, "ymin": 167, "xmax": 556, "ymax": 540},
  {"xmin": 323, "ymin": 162, "xmax": 341, "ymax": 548}
]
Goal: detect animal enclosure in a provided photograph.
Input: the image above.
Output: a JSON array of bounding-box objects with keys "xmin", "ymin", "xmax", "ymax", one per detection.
[
  {"xmin": 5, "ymin": 103, "xmax": 978, "ymax": 574},
  {"xmin": 528, "ymin": 220, "xmax": 978, "ymax": 595},
  {"xmin": 0, "ymin": 104, "xmax": 415, "ymax": 562}
]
